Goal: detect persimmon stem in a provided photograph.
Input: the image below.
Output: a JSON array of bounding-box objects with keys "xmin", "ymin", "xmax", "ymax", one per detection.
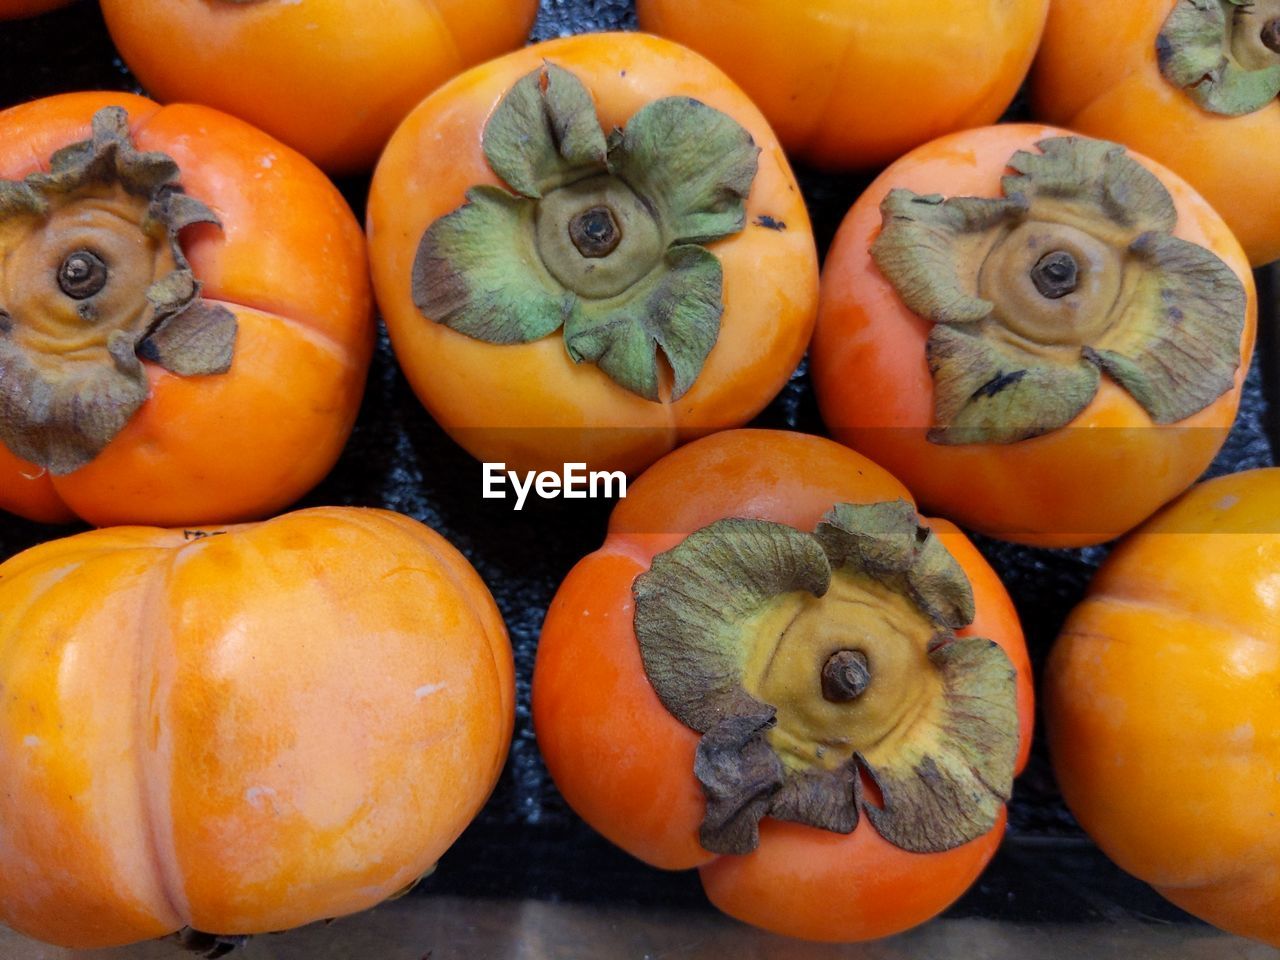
[
  {"xmin": 821, "ymin": 650, "xmax": 871, "ymax": 703},
  {"xmin": 1263, "ymin": 18, "xmax": 1280, "ymax": 55},
  {"xmin": 58, "ymin": 250, "xmax": 108, "ymax": 300},
  {"xmin": 569, "ymin": 205, "xmax": 621, "ymax": 258},
  {"xmin": 1031, "ymin": 250, "xmax": 1079, "ymax": 300}
]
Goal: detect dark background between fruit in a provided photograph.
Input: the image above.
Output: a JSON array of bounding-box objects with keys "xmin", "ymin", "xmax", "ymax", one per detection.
[{"xmin": 1, "ymin": 0, "xmax": 1277, "ymax": 932}]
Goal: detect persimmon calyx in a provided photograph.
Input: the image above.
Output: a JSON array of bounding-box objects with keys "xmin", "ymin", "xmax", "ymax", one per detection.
[
  {"xmin": 871, "ymin": 137, "xmax": 1245, "ymax": 446},
  {"xmin": 632, "ymin": 500, "xmax": 1018, "ymax": 856},
  {"xmin": 1158, "ymin": 0, "xmax": 1280, "ymax": 116},
  {"xmin": 411, "ymin": 62, "xmax": 760, "ymax": 401},
  {"xmin": 0, "ymin": 106, "xmax": 236, "ymax": 475}
]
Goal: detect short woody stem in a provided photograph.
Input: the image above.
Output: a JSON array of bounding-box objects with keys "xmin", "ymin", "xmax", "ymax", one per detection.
[
  {"xmin": 569, "ymin": 205, "xmax": 621, "ymax": 259},
  {"xmin": 821, "ymin": 650, "xmax": 871, "ymax": 703},
  {"xmin": 1263, "ymin": 18, "xmax": 1280, "ymax": 55},
  {"xmin": 1030, "ymin": 250, "xmax": 1079, "ymax": 300}
]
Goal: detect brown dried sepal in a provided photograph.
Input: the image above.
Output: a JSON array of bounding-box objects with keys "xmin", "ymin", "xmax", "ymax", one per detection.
[
  {"xmin": 870, "ymin": 137, "xmax": 1246, "ymax": 445},
  {"xmin": 0, "ymin": 106, "xmax": 236, "ymax": 475},
  {"xmin": 633, "ymin": 500, "xmax": 1019, "ymax": 856}
]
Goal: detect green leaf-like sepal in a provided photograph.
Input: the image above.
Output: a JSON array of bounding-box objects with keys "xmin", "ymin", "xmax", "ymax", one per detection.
[
  {"xmin": 564, "ymin": 245, "xmax": 723, "ymax": 401},
  {"xmin": 926, "ymin": 325, "xmax": 1101, "ymax": 445},
  {"xmin": 872, "ymin": 190, "xmax": 1023, "ymax": 324},
  {"xmin": 871, "ymin": 136, "xmax": 1245, "ymax": 446},
  {"xmin": 481, "ymin": 64, "xmax": 608, "ymax": 199},
  {"xmin": 1087, "ymin": 231, "xmax": 1247, "ymax": 423},
  {"xmin": 634, "ymin": 517, "xmax": 830, "ymax": 732},
  {"xmin": 863, "ymin": 635, "xmax": 1018, "ymax": 853},
  {"xmin": 0, "ymin": 106, "xmax": 234, "ymax": 475},
  {"xmin": 633, "ymin": 501, "xmax": 1019, "ymax": 856},
  {"xmin": 1158, "ymin": 0, "xmax": 1280, "ymax": 117},
  {"xmin": 413, "ymin": 186, "xmax": 568, "ymax": 344},
  {"xmin": 413, "ymin": 62, "xmax": 763, "ymax": 402},
  {"xmin": 609, "ymin": 96, "xmax": 759, "ymax": 246}
]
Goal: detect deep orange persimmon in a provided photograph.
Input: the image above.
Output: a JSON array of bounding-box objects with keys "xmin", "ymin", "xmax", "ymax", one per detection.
[
  {"xmin": 1046, "ymin": 468, "xmax": 1280, "ymax": 947},
  {"xmin": 1034, "ymin": 0, "xmax": 1280, "ymax": 265},
  {"xmin": 813, "ymin": 124, "xmax": 1255, "ymax": 548},
  {"xmin": 534, "ymin": 430, "xmax": 1033, "ymax": 942},
  {"xmin": 367, "ymin": 34, "xmax": 818, "ymax": 477},
  {"xmin": 99, "ymin": 0, "xmax": 538, "ymax": 174},
  {"xmin": 0, "ymin": 92, "xmax": 372, "ymax": 527},
  {"xmin": 0, "ymin": 507, "xmax": 514, "ymax": 950},
  {"xmin": 636, "ymin": 0, "xmax": 1049, "ymax": 170}
]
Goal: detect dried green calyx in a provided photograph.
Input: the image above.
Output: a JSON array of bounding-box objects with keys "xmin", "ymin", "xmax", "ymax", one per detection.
[
  {"xmin": 0, "ymin": 106, "xmax": 236, "ymax": 475},
  {"xmin": 412, "ymin": 62, "xmax": 760, "ymax": 401},
  {"xmin": 1158, "ymin": 0, "xmax": 1280, "ymax": 116},
  {"xmin": 632, "ymin": 500, "xmax": 1018, "ymax": 856},
  {"xmin": 871, "ymin": 137, "xmax": 1245, "ymax": 445}
]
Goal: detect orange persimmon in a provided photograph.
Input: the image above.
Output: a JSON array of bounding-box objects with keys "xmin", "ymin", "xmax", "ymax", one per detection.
[
  {"xmin": 99, "ymin": 0, "xmax": 538, "ymax": 174},
  {"xmin": 1046, "ymin": 468, "xmax": 1280, "ymax": 947},
  {"xmin": 812, "ymin": 124, "xmax": 1255, "ymax": 548},
  {"xmin": 0, "ymin": 92, "xmax": 372, "ymax": 527},
  {"xmin": 636, "ymin": 0, "xmax": 1049, "ymax": 171},
  {"xmin": 1034, "ymin": 0, "xmax": 1280, "ymax": 265},
  {"xmin": 367, "ymin": 34, "xmax": 818, "ymax": 477},
  {"xmin": 534, "ymin": 430, "xmax": 1033, "ymax": 942},
  {"xmin": 0, "ymin": 506, "xmax": 514, "ymax": 950}
]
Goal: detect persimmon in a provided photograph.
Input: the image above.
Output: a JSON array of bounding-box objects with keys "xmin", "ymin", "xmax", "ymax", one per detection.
[
  {"xmin": 1046, "ymin": 468, "xmax": 1280, "ymax": 947},
  {"xmin": 534, "ymin": 430, "xmax": 1033, "ymax": 942},
  {"xmin": 1034, "ymin": 0, "xmax": 1280, "ymax": 265},
  {"xmin": 812, "ymin": 124, "xmax": 1256, "ymax": 548},
  {"xmin": 635, "ymin": 0, "xmax": 1049, "ymax": 171},
  {"xmin": 0, "ymin": 506, "xmax": 514, "ymax": 950},
  {"xmin": 367, "ymin": 34, "xmax": 818, "ymax": 477},
  {"xmin": 0, "ymin": 92, "xmax": 372, "ymax": 527},
  {"xmin": 0, "ymin": 0, "xmax": 73, "ymax": 18},
  {"xmin": 99, "ymin": 0, "xmax": 539, "ymax": 175}
]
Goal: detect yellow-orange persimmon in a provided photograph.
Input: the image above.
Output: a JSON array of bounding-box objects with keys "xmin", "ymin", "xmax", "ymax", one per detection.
[
  {"xmin": 636, "ymin": 0, "xmax": 1049, "ymax": 171},
  {"xmin": 1046, "ymin": 468, "xmax": 1280, "ymax": 947},
  {"xmin": 813, "ymin": 124, "xmax": 1255, "ymax": 548},
  {"xmin": 368, "ymin": 34, "xmax": 818, "ymax": 477},
  {"xmin": 0, "ymin": 506, "xmax": 514, "ymax": 950},
  {"xmin": 1034, "ymin": 0, "xmax": 1280, "ymax": 265},
  {"xmin": 0, "ymin": 92, "xmax": 372, "ymax": 527},
  {"xmin": 99, "ymin": 0, "xmax": 538, "ymax": 174},
  {"xmin": 535, "ymin": 430, "xmax": 1033, "ymax": 942}
]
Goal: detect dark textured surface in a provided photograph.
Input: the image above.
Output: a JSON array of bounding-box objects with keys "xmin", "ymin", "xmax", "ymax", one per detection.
[{"xmin": 0, "ymin": 0, "xmax": 1276, "ymax": 931}]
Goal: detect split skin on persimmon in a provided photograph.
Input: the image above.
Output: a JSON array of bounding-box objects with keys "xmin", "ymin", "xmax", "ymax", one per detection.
[
  {"xmin": 1047, "ymin": 468, "xmax": 1280, "ymax": 948},
  {"xmin": 636, "ymin": 0, "xmax": 1049, "ymax": 171},
  {"xmin": 0, "ymin": 507, "xmax": 514, "ymax": 950},
  {"xmin": 367, "ymin": 34, "xmax": 819, "ymax": 478},
  {"xmin": 0, "ymin": 92, "xmax": 373, "ymax": 527},
  {"xmin": 813, "ymin": 124, "xmax": 1255, "ymax": 548},
  {"xmin": 534, "ymin": 430, "xmax": 1034, "ymax": 942},
  {"xmin": 1034, "ymin": 0, "xmax": 1280, "ymax": 265},
  {"xmin": 99, "ymin": 0, "xmax": 539, "ymax": 175}
]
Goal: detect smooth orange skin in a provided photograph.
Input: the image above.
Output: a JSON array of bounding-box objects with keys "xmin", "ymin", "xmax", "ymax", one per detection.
[
  {"xmin": 812, "ymin": 123, "xmax": 1256, "ymax": 549},
  {"xmin": 99, "ymin": 0, "xmax": 538, "ymax": 175},
  {"xmin": 1033, "ymin": 0, "xmax": 1280, "ymax": 266},
  {"xmin": 367, "ymin": 34, "xmax": 819, "ymax": 477},
  {"xmin": 0, "ymin": 507, "xmax": 514, "ymax": 950},
  {"xmin": 0, "ymin": 0, "xmax": 73, "ymax": 18},
  {"xmin": 0, "ymin": 92, "xmax": 373, "ymax": 527},
  {"xmin": 636, "ymin": 0, "xmax": 1049, "ymax": 171},
  {"xmin": 534, "ymin": 430, "xmax": 1033, "ymax": 942},
  {"xmin": 1046, "ymin": 469, "xmax": 1280, "ymax": 947}
]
